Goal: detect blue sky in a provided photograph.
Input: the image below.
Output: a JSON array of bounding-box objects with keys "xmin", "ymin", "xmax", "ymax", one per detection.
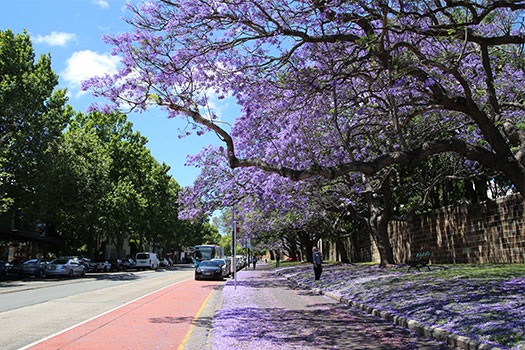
[{"xmin": 0, "ymin": 0, "xmax": 236, "ymax": 188}]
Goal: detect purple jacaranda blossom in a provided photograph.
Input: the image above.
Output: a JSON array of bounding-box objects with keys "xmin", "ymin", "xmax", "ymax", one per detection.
[
  {"xmin": 81, "ymin": 1, "xmax": 525, "ymax": 197},
  {"xmin": 279, "ymin": 264, "xmax": 524, "ymax": 349}
]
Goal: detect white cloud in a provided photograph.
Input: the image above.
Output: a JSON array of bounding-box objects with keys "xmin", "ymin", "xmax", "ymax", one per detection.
[
  {"xmin": 62, "ymin": 50, "xmax": 120, "ymax": 96},
  {"xmin": 33, "ymin": 31, "xmax": 76, "ymax": 46},
  {"xmin": 205, "ymin": 89, "xmax": 234, "ymax": 121},
  {"xmin": 92, "ymin": 0, "xmax": 110, "ymax": 9}
]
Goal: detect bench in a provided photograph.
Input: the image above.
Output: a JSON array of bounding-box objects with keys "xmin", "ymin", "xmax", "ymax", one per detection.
[{"xmin": 407, "ymin": 251, "xmax": 431, "ymax": 272}]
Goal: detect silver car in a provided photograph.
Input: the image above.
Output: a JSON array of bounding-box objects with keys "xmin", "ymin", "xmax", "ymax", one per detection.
[
  {"xmin": 45, "ymin": 258, "xmax": 86, "ymax": 278},
  {"xmin": 22, "ymin": 258, "xmax": 49, "ymax": 277},
  {"xmin": 95, "ymin": 260, "xmax": 111, "ymax": 272}
]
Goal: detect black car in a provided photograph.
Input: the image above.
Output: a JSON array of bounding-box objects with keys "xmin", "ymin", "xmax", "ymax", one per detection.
[
  {"xmin": 78, "ymin": 258, "xmax": 97, "ymax": 272},
  {"xmin": 5, "ymin": 258, "xmax": 24, "ymax": 278},
  {"xmin": 0, "ymin": 260, "xmax": 7, "ymax": 278},
  {"xmin": 195, "ymin": 260, "xmax": 223, "ymax": 281},
  {"xmin": 109, "ymin": 259, "xmax": 124, "ymax": 271},
  {"xmin": 121, "ymin": 258, "xmax": 136, "ymax": 270}
]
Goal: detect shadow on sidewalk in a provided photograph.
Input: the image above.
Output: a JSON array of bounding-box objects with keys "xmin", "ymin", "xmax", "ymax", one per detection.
[
  {"xmin": 214, "ymin": 303, "xmax": 447, "ymax": 349},
  {"xmin": 215, "ymin": 268, "xmax": 448, "ymax": 349}
]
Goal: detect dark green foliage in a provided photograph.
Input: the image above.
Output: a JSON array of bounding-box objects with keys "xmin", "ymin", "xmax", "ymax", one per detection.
[{"xmin": 0, "ymin": 30, "xmax": 212, "ymax": 257}]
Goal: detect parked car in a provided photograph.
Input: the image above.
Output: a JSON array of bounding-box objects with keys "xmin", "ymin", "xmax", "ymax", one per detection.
[
  {"xmin": 159, "ymin": 258, "xmax": 170, "ymax": 267},
  {"xmin": 121, "ymin": 258, "xmax": 136, "ymax": 270},
  {"xmin": 212, "ymin": 258, "xmax": 231, "ymax": 277},
  {"xmin": 195, "ymin": 260, "xmax": 223, "ymax": 281},
  {"xmin": 95, "ymin": 260, "xmax": 111, "ymax": 272},
  {"xmin": 0, "ymin": 260, "xmax": 7, "ymax": 278},
  {"xmin": 46, "ymin": 258, "xmax": 86, "ymax": 278},
  {"xmin": 237, "ymin": 255, "xmax": 249, "ymax": 270},
  {"xmin": 78, "ymin": 257, "xmax": 97, "ymax": 272},
  {"xmin": 109, "ymin": 259, "xmax": 123, "ymax": 271},
  {"xmin": 22, "ymin": 258, "xmax": 49, "ymax": 277},
  {"xmin": 135, "ymin": 252, "xmax": 159, "ymax": 270},
  {"xmin": 5, "ymin": 258, "xmax": 25, "ymax": 278}
]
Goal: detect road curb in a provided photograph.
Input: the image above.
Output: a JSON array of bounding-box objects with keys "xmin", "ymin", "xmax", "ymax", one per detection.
[{"xmin": 277, "ymin": 271, "xmax": 504, "ymax": 350}]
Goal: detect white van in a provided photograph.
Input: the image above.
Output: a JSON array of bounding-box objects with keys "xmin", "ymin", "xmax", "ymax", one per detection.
[{"xmin": 135, "ymin": 252, "xmax": 159, "ymax": 270}]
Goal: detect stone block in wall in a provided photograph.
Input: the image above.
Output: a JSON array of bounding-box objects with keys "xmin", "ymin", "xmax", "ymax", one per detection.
[{"xmin": 388, "ymin": 193, "xmax": 524, "ymax": 264}]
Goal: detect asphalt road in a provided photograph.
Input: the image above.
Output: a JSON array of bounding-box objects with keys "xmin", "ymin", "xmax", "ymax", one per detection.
[{"xmin": 0, "ymin": 267, "xmax": 198, "ymax": 349}]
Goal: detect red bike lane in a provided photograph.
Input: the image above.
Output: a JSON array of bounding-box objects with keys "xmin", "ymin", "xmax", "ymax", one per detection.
[{"xmin": 26, "ymin": 278, "xmax": 221, "ymax": 350}]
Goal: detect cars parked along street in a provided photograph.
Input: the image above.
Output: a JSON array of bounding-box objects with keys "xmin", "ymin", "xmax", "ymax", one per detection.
[
  {"xmin": 121, "ymin": 258, "xmax": 136, "ymax": 270},
  {"xmin": 5, "ymin": 258, "xmax": 24, "ymax": 278},
  {"xmin": 95, "ymin": 260, "xmax": 111, "ymax": 272},
  {"xmin": 135, "ymin": 252, "xmax": 159, "ymax": 270},
  {"xmin": 159, "ymin": 258, "xmax": 170, "ymax": 267},
  {"xmin": 109, "ymin": 259, "xmax": 124, "ymax": 271},
  {"xmin": 78, "ymin": 258, "xmax": 96, "ymax": 272},
  {"xmin": 212, "ymin": 258, "xmax": 231, "ymax": 278},
  {"xmin": 45, "ymin": 258, "xmax": 86, "ymax": 278},
  {"xmin": 22, "ymin": 258, "xmax": 49, "ymax": 277},
  {"xmin": 0, "ymin": 260, "xmax": 7, "ymax": 278}
]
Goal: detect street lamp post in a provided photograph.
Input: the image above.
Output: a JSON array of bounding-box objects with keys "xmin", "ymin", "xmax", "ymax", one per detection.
[{"xmin": 232, "ymin": 207, "xmax": 237, "ymax": 290}]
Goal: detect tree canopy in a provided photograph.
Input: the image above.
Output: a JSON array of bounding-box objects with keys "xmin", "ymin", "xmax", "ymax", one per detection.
[
  {"xmin": 0, "ymin": 29, "xmax": 210, "ymax": 259},
  {"xmin": 1, "ymin": 29, "xmax": 72, "ymax": 221},
  {"xmin": 82, "ymin": 1, "xmax": 525, "ymax": 264},
  {"xmin": 85, "ymin": 0, "xmax": 525, "ymax": 194}
]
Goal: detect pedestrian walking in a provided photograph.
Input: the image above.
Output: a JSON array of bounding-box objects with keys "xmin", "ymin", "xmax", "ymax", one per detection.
[
  {"xmin": 312, "ymin": 247, "xmax": 323, "ymax": 280},
  {"xmin": 252, "ymin": 255, "xmax": 257, "ymax": 270}
]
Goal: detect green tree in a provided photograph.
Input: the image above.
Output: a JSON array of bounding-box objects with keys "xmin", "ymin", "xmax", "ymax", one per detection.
[
  {"xmin": 52, "ymin": 112, "xmax": 112, "ymax": 256},
  {"xmin": 0, "ymin": 30, "xmax": 71, "ymax": 220},
  {"xmin": 138, "ymin": 163, "xmax": 183, "ymax": 256},
  {"xmin": 56, "ymin": 111, "xmax": 194, "ymax": 258},
  {"xmin": 98, "ymin": 112, "xmax": 152, "ymax": 257}
]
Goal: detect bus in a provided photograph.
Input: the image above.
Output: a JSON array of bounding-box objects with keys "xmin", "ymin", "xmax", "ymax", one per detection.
[{"xmin": 193, "ymin": 245, "xmax": 224, "ymax": 267}]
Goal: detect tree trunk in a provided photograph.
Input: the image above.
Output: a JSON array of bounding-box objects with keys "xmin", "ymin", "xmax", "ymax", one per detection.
[
  {"xmin": 335, "ymin": 235, "xmax": 350, "ymax": 263},
  {"xmin": 367, "ymin": 207, "xmax": 395, "ymax": 266},
  {"xmin": 364, "ymin": 174, "xmax": 396, "ymax": 267},
  {"xmin": 297, "ymin": 230, "xmax": 315, "ymax": 263}
]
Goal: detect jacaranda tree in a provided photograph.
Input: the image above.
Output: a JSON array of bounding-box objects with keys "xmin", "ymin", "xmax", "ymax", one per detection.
[
  {"xmin": 85, "ymin": 0, "xmax": 525, "ymax": 190},
  {"xmin": 84, "ymin": 1, "xmax": 525, "ymax": 263}
]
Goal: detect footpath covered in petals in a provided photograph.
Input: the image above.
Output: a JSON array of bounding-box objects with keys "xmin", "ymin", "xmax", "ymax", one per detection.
[
  {"xmin": 206, "ymin": 262, "xmax": 449, "ymax": 350},
  {"xmin": 276, "ymin": 263, "xmax": 524, "ymax": 350}
]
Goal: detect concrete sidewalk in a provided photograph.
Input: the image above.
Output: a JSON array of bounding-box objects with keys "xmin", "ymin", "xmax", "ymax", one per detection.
[{"xmin": 184, "ymin": 262, "xmax": 449, "ymax": 349}]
